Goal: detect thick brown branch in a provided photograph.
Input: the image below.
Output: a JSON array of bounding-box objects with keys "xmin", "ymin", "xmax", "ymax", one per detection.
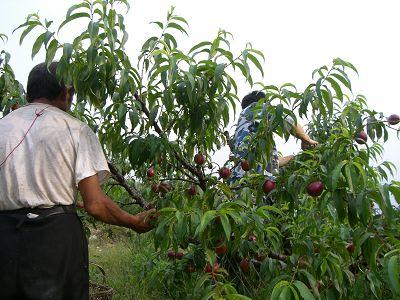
[
  {"xmin": 107, "ymin": 161, "xmax": 149, "ymax": 209},
  {"xmin": 160, "ymin": 177, "xmax": 198, "ymax": 185}
]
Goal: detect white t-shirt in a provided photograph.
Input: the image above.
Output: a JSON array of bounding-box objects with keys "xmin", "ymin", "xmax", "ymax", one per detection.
[{"xmin": 0, "ymin": 103, "xmax": 110, "ymax": 210}]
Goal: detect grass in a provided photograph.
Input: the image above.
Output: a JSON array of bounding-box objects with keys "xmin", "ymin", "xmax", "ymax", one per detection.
[{"xmin": 88, "ymin": 224, "xmax": 165, "ymax": 300}]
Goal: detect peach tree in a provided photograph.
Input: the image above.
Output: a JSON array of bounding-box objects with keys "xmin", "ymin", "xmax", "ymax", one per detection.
[{"xmin": 1, "ymin": 0, "xmax": 400, "ymax": 298}]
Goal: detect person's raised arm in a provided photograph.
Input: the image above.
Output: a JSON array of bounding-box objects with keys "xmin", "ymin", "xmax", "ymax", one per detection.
[
  {"xmin": 78, "ymin": 175, "xmax": 155, "ymax": 233},
  {"xmin": 278, "ymin": 155, "xmax": 294, "ymax": 167},
  {"xmin": 291, "ymin": 123, "xmax": 318, "ymax": 147}
]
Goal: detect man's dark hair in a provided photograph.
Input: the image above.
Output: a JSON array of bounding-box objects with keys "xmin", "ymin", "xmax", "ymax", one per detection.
[
  {"xmin": 241, "ymin": 90, "xmax": 266, "ymax": 109},
  {"xmin": 26, "ymin": 62, "xmax": 64, "ymax": 102}
]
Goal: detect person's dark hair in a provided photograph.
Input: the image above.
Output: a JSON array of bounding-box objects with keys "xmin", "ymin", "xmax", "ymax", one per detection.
[
  {"xmin": 241, "ymin": 90, "xmax": 266, "ymax": 109},
  {"xmin": 26, "ymin": 62, "xmax": 65, "ymax": 102}
]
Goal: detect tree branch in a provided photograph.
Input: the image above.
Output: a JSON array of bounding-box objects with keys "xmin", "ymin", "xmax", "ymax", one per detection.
[
  {"xmin": 107, "ymin": 161, "xmax": 149, "ymax": 209},
  {"xmin": 160, "ymin": 177, "xmax": 198, "ymax": 185},
  {"xmin": 268, "ymin": 252, "xmax": 288, "ymax": 262}
]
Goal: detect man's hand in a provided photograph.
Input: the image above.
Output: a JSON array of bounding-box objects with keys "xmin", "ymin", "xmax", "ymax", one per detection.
[
  {"xmin": 292, "ymin": 123, "xmax": 318, "ymax": 149},
  {"xmin": 78, "ymin": 174, "xmax": 157, "ymax": 233},
  {"xmin": 131, "ymin": 209, "xmax": 159, "ymax": 233},
  {"xmin": 301, "ymin": 138, "xmax": 318, "ymax": 150},
  {"xmin": 278, "ymin": 155, "xmax": 294, "ymax": 167}
]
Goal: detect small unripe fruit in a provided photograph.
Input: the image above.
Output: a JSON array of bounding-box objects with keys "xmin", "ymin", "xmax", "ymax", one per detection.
[
  {"xmin": 167, "ymin": 251, "xmax": 176, "ymax": 259},
  {"xmin": 204, "ymin": 262, "xmax": 219, "ymax": 273},
  {"xmin": 147, "ymin": 167, "xmax": 155, "ymax": 178},
  {"xmin": 263, "ymin": 180, "xmax": 276, "ymax": 194},
  {"xmin": 194, "ymin": 153, "xmax": 205, "ymax": 165},
  {"xmin": 346, "ymin": 242, "xmax": 355, "ymax": 253},
  {"xmin": 240, "ymin": 259, "xmax": 250, "ymax": 273},
  {"xmin": 255, "ymin": 254, "xmax": 266, "ymax": 262},
  {"xmin": 185, "ymin": 263, "xmax": 196, "ymax": 273},
  {"xmin": 355, "ymin": 131, "xmax": 368, "ymax": 144},
  {"xmin": 187, "ymin": 184, "xmax": 197, "ymax": 196},
  {"xmin": 159, "ymin": 182, "xmax": 172, "ymax": 194},
  {"xmin": 241, "ymin": 160, "xmax": 250, "ymax": 171},
  {"xmin": 306, "ymin": 181, "xmax": 324, "ymax": 197},
  {"xmin": 215, "ymin": 243, "xmax": 227, "ymax": 255},
  {"xmin": 219, "ymin": 167, "xmax": 231, "ymax": 179},
  {"xmin": 298, "ymin": 257, "xmax": 307, "ymax": 268},
  {"xmin": 151, "ymin": 183, "xmax": 159, "ymax": 193},
  {"xmin": 176, "ymin": 252, "xmax": 184, "ymax": 260},
  {"xmin": 388, "ymin": 114, "xmax": 400, "ymax": 125},
  {"xmin": 229, "ymin": 154, "xmax": 235, "ymax": 162},
  {"xmin": 248, "ymin": 235, "xmax": 257, "ymax": 242}
]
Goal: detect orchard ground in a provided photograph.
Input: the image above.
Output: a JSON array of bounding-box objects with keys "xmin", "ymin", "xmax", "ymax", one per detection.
[{"xmin": 88, "ymin": 223, "xmax": 160, "ymax": 299}]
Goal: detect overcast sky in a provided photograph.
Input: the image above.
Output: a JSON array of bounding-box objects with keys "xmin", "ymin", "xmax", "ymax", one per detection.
[{"xmin": 1, "ymin": 0, "xmax": 399, "ymax": 180}]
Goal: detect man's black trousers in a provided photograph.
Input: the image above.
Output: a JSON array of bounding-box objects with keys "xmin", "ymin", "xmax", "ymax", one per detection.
[{"xmin": 0, "ymin": 212, "xmax": 89, "ymax": 300}]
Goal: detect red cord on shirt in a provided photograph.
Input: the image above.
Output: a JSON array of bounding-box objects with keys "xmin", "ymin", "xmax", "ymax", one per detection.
[{"xmin": 0, "ymin": 105, "xmax": 50, "ymax": 169}]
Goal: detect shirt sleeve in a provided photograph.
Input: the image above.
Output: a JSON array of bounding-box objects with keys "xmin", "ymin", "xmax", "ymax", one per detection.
[{"xmin": 74, "ymin": 124, "xmax": 110, "ymax": 186}]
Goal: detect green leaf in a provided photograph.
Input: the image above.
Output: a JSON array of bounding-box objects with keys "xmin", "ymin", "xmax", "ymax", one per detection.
[
  {"xmin": 167, "ymin": 22, "xmax": 188, "ymax": 36},
  {"xmin": 388, "ymin": 254, "xmax": 400, "ymax": 295},
  {"xmin": 63, "ymin": 43, "xmax": 73, "ymax": 60},
  {"xmin": 31, "ymin": 32, "xmax": 46, "ymax": 59},
  {"xmin": 344, "ymin": 164, "xmax": 354, "ymax": 194},
  {"xmin": 195, "ymin": 210, "xmax": 216, "ymax": 235},
  {"xmin": 220, "ymin": 214, "xmax": 231, "ymax": 241},
  {"xmin": 149, "ymin": 105, "xmax": 159, "ymax": 125},
  {"xmin": 388, "ymin": 185, "xmax": 400, "ymax": 205},
  {"xmin": 158, "ymin": 207, "xmax": 177, "ymax": 213},
  {"xmin": 214, "ymin": 63, "xmax": 225, "ymax": 79},
  {"xmin": 333, "ymin": 57, "xmax": 359, "ymax": 75},
  {"xmin": 151, "ymin": 21, "xmax": 163, "ymax": 29},
  {"xmin": 13, "ymin": 19, "xmax": 41, "ymax": 34},
  {"xmin": 331, "ymin": 73, "xmax": 351, "ymax": 90},
  {"xmin": 279, "ymin": 286, "xmax": 292, "ymax": 300},
  {"xmin": 88, "ymin": 21, "xmax": 99, "ymax": 42},
  {"xmin": 247, "ymin": 53, "xmax": 264, "ymax": 76},
  {"xmin": 331, "ymin": 160, "xmax": 347, "ymax": 190},
  {"xmin": 0, "ymin": 33, "xmax": 8, "ymax": 43},
  {"xmin": 184, "ymin": 71, "xmax": 195, "ymax": 91},
  {"xmin": 293, "ymin": 281, "xmax": 315, "ymax": 300},
  {"xmin": 171, "ymin": 16, "xmax": 189, "ymax": 25},
  {"xmin": 66, "ymin": 2, "xmax": 90, "ymax": 18},
  {"xmin": 117, "ymin": 103, "xmax": 127, "ymax": 122},
  {"xmin": 271, "ymin": 281, "xmax": 289, "ymax": 300},
  {"xmin": 19, "ymin": 24, "xmax": 38, "ymax": 45},
  {"xmin": 58, "ymin": 12, "xmax": 91, "ymax": 32},
  {"xmin": 189, "ymin": 41, "xmax": 212, "ymax": 54},
  {"xmin": 45, "ymin": 39, "xmax": 59, "ymax": 66},
  {"xmin": 326, "ymin": 77, "xmax": 343, "ymax": 101}
]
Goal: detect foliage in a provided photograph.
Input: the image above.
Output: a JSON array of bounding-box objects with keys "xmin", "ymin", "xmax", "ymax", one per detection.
[
  {"xmin": 2, "ymin": 0, "xmax": 400, "ymax": 298},
  {"xmin": 0, "ymin": 34, "xmax": 25, "ymax": 116}
]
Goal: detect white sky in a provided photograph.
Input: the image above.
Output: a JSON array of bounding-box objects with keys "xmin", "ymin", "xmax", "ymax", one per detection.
[{"xmin": 1, "ymin": 0, "xmax": 399, "ymax": 180}]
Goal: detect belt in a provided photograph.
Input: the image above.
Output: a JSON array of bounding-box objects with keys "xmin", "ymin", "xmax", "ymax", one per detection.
[
  {"xmin": 0, "ymin": 205, "xmax": 76, "ymax": 218},
  {"xmin": 0, "ymin": 205, "xmax": 77, "ymax": 229}
]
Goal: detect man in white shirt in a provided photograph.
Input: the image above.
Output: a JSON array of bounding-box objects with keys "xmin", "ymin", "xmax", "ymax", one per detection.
[{"xmin": 0, "ymin": 62, "xmax": 155, "ymax": 300}]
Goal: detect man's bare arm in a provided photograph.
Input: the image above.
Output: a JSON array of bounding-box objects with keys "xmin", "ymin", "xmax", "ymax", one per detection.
[
  {"xmin": 78, "ymin": 175, "xmax": 155, "ymax": 233},
  {"xmin": 292, "ymin": 123, "xmax": 318, "ymax": 146},
  {"xmin": 278, "ymin": 155, "xmax": 294, "ymax": 167}
]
